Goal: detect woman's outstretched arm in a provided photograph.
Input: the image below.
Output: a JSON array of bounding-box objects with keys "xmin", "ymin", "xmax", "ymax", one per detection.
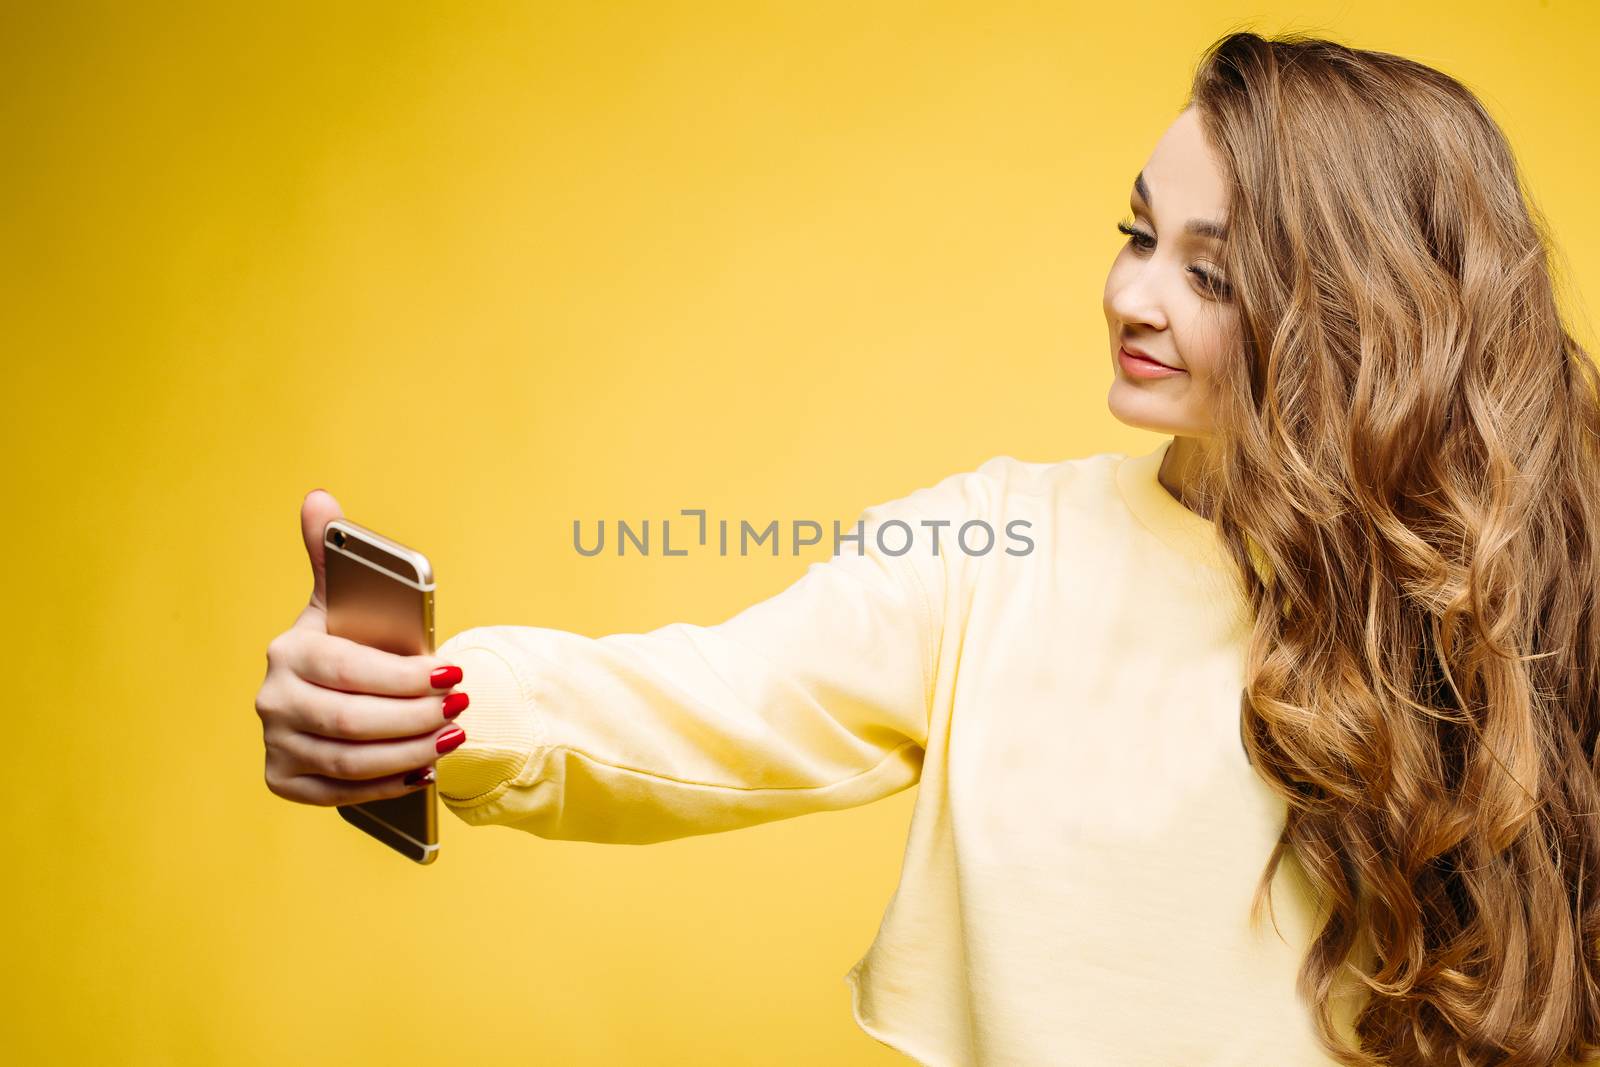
[{"xmin": 434, "ymin": 466, "xmax": 989, "ymax": 844}]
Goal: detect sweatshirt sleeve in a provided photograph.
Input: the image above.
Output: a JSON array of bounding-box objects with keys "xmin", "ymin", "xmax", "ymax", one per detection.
[{"xmin": 430, "ymin": 465, "xmax": 988, "ymax": 844}]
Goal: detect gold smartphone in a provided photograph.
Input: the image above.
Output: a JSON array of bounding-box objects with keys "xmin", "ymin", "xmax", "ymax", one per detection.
[{"xmin": 323, "ymin": 517, "xmax": 440, "ymax": 865}]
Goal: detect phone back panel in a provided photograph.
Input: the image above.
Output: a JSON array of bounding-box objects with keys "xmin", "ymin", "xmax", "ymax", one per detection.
[
  {"xmin": 324, "ymin": 524, "xmax": 435, "ymax": 654},
  {"xmin": 324, "ymin": 518, "xmax": 439, "ymax": 864}
]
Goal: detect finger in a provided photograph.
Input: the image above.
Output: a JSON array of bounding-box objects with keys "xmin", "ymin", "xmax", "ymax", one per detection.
[
  {"xmin": 278, "ymin": 723, "xmax": 464, "ymax": 782},
  {"xmin": 273, "ymin": 768, "xmax": 434, "ymax": 807},
  {"xmin": 285, "ymin": 630, "xmax": 461, "ymax": 697},
  {"xmin": 289, "ymin": 599, "xmax": 326, "ymax": 635},
  {"xmin": 300, "ymin": 488, "xmax": 344, "ymax": 613},
  {"xmin": 286, "ymin": 678, "xmax": 466, "ymax": 740}
]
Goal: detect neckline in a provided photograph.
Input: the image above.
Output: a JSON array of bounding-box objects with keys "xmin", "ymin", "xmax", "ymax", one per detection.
[{"xmin": 1114, "ymin": 437, "xmax": 1231, "ymax": 572}]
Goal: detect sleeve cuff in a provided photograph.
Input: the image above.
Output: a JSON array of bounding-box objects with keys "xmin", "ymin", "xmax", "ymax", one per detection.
[{"xmin": 433, "ymin": 631, "xmax": 548, "ymax": 810}]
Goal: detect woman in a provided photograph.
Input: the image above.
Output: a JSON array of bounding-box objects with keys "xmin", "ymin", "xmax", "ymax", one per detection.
[{"xmin": 254, "ymin": 31, "xmax": 1600, "ymax": 1067}]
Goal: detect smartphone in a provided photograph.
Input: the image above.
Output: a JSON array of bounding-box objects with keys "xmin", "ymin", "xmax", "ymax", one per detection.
[{"xmin": 323, "ymin": 517, "xmax": 440, "ymax": 865}]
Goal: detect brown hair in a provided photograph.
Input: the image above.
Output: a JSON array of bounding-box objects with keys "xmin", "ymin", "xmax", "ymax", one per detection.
[{"xmin": 1183, "ymin": 29, "xmax": 1600, "ymax": 1066}]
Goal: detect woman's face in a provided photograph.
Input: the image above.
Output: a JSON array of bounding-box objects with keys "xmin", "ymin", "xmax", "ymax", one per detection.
[{"xmin": 1102, "ymin": 106, "xmax": 1238, "ymax": 439}]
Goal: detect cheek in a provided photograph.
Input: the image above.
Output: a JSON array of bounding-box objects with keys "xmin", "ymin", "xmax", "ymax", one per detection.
[{"xmin": 1175, "ymin": 306, "xmax": 1238, "ymax": 379}]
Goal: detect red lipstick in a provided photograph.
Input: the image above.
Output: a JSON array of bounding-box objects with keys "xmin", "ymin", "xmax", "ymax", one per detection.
[{"xmin": 1117, "ymin": 345, "xmax": 1185, "ymax": 379}]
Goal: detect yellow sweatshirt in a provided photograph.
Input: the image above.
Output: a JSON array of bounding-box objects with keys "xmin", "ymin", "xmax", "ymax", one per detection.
[{"xmin": 433, "ymin": 437, "xmax": 1366, "ymax": 1065}]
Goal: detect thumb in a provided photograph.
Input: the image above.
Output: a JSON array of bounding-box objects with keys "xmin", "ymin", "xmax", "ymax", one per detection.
[{"xmin": 300, "ymin": 488, "xmax": 345, "ymax": 613}]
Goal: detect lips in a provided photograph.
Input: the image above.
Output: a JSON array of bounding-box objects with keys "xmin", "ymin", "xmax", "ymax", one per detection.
[{"xmin": 1120, "ymin": 343, "xmax": 1179, "ymax": 370}]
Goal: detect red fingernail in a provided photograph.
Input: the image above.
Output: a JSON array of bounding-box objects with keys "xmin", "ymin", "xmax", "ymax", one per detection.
[
  {"xmin": 436, "ymin": 726, "xmax": 466, "ymax": 755},
  {"xmin": 442, "ymin": 691, "xmax": 470, "ymax": 719},
  {"xmin": 404, "ymin": 767, "xmax": 435, "ymax": 787},
  {"xmin": 431, "ymin": 665, "xmax": 463, "ymax": 689}
]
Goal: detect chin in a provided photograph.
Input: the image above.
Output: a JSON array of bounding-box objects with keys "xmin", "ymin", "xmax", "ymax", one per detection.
[{"xmin": 1105, "ymin": 382, "xmax": 1184, "ymax": 436}]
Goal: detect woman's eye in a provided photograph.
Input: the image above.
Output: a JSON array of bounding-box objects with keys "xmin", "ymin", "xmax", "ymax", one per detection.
[
  {"xmin": 1118, "ymin": 217, "xmax": 1234, "ymax": 300},
  {"xmin": 1188, "ymin": 265, "xmax": 1233, "ymax": 300},
  {"xmin": 1116, "ymin": 219, "xmax": 1155, "ymax": 252}
]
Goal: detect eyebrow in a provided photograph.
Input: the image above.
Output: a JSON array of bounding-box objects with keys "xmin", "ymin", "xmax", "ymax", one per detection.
[{"xmin": 1134, "ymin": 170, "xmax": 1227, "ymax": 241}]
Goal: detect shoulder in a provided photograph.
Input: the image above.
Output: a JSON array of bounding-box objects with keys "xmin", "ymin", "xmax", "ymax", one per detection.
[
  {"xmin": 969, "ymin": 451, "xmax": 1127, "ymax": 499},
  {"xmin": 869, "ymin": 450, "xmax": 1129, "ymax": 526}
]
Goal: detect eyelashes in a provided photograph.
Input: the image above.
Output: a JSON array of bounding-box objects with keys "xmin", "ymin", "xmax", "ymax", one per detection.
[
  {"xmin": 1116, "ymin": 218, "xmax": 1155, "ymax": 251},
  {"xmin": 1116, "ymin": 218, "xmax": 1233, "ymax": 300}
]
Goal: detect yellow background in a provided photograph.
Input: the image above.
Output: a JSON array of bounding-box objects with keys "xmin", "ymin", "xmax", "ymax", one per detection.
[{"xmin": 6, "ymin": 2, "xmax": 1596, "ymax": 1063}]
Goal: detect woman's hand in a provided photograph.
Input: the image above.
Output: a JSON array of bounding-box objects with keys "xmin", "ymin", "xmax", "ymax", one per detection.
[{"xmin": 254, "ymin": 489, "xmax": 468, "ymax": 806}]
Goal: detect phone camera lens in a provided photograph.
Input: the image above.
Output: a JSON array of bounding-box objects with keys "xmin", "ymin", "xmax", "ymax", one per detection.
[{"xmin": 331, "ymin": 529, "xmax": 346, "ymax": 548}]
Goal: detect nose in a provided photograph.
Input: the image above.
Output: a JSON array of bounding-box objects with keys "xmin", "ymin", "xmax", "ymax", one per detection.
[{"xmin": 1107, "ymin": 261, "xmax": 1168, "ymax": 333}]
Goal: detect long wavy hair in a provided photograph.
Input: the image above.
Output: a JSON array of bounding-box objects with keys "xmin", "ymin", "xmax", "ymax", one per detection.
[{"xmin": 1179, "ymin": 30, "xmax": 1600, "ymax": 1067}]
